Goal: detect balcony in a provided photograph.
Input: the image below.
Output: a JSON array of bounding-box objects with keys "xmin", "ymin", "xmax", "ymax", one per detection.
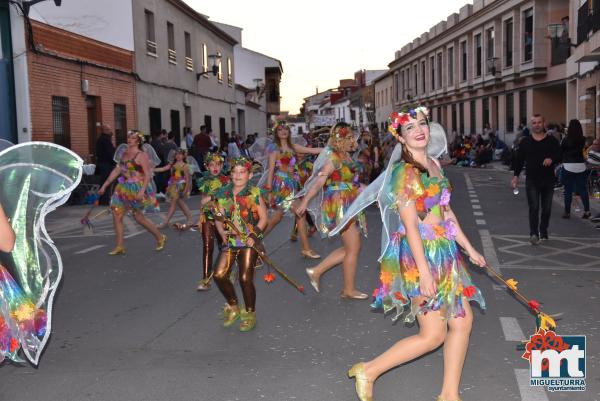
[
  {"xmin": 146, "ymin": 40, "xmax": 157, "ymax": 56},
  {"xmin": 185, "ymin": 57, "xmax": 193, "ymax": 71},
  {"xmin": 168, "ymin": 49, "xmax": 177, "ymax": 64},
  {"xmin": 551, "ymin": 37, "xmax": 571, "ymax": 65},
  {"xmin": 577, "ymin": 2, "xmax": 600, "ymax": 45}
]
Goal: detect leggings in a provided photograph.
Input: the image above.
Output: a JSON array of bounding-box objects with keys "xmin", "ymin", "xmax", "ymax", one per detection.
[
  {"xmin": 213, "ymin": 247, "xmax": 259, "ymax": 312},
  {"xmin": 201, "ymin": 221, "xmax": 222, "ymax": 279}
]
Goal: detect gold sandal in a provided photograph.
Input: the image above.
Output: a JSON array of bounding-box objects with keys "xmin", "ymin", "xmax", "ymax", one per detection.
[{"xmin": 348, "ymin": 362, "xmax": 373, "ymax": 401}]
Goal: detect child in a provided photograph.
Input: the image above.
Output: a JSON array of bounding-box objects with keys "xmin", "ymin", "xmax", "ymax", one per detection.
[
  {"xmin": 213, "ymin": 157, "xmax": 268, "ymax": 332},
  {"xmin": 195, "ymin": 153, "xmax": 229, "ymax": 291},
  {"xmin": 155, "ymin": 149, "xmax": 193, "ymax": 229}
]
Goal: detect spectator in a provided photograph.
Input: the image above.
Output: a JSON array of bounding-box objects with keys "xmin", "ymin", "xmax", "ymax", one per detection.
[
  {"xmin": 95, "ymin": 124, "xmax": 116, "ymax": 205},
  {"xmin": 227, "ymin": 135, "xmax": 241, "ymax": 159},
  {"xmin": 184, "ymin": 127, "xmax": 193, "ymax": 150},
  {"xmin": 150, "ymin": 130, "xmax": 169, "ymax": 193},
  {"xmin": 163, "ymin": 131, "xmax": 178, "ymax": 159},
  {"xmin": 512, "ymin": 114, "xmax": 561, "ymax": 244},
  {"xmin": 191, "ymin": 125, "xmax": 212, "ymax": 168},
  {"xmin": 561, "ymin": 119, "xmax": 591, "ymax": 219}
]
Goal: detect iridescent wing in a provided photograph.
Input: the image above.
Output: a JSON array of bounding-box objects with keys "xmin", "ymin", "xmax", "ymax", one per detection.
[{"xmin": 0, "ymin": 142, "xmax": 83, "ymax": 365}]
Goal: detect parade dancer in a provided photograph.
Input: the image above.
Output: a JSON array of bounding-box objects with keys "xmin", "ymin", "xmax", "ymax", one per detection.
[
  {"xmin": 295, "ymin": 123, "xmax": 368, "ymax": 299},
  {"xmin": 290, "ymin": 151, "xmax": 317, "ymax": 241},
  {"xmin": 262, "ymin": 121, "xmax": 322, "ymax": 259},
  {"xmin": 0, "ymin": 142, "xmax": 83, "ymax": 365},
  {"xmin": 154, "ymin": 149, "xmax": 196, "ymax": 229},
  {"xmin": 212, "ymin": 157, "xmax": 267, "ymax": 332},
  {"xmin": 195, "ymin": 153, "xmax": 229, "ymax": 291},
  {"xmin": 334, "ymin": 106, "xmax": 486, "ymax": 401},
  {"xmin": 99, "ymin": 130, "xmax": 166, "ymax": 255}
]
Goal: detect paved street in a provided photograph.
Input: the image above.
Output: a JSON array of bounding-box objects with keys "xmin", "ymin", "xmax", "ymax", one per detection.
[{"xmin": 1, "ymin": 164, "xmax": 598, "ymax": 401}]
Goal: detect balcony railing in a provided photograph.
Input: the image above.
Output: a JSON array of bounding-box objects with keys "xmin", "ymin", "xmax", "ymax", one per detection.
[
  {"xmin": 577, "ymin": 1, "xmax": 600, "ymax": 45},
  {"xmin": 185, "ymin": 57, "xmax": 193, "ymax": 71},
  {"xmin": 168, "ymin": 49, "xmax": 177, "ymax": 64},
  {"xmin": 146, "ymin": 40, "xmax": 157, "ymax": 56}
]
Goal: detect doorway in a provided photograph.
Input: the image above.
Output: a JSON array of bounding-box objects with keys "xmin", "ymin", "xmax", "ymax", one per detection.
[
  {"xmin": 219, "ymin": 117, "xmax": 226, "ymax": 147},
  {"xmin": 170, "ymin": 109, "xmax": 180, "ymax": 146},
  {"xmin": 86, "ymin": 96, "xmax": 101, "ymax": 159},
  {"xmin": 149, "ymin": 107, "xmax": 161, "ymax": 136}
]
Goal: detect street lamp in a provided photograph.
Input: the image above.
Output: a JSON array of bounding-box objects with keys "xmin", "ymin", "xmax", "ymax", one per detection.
[
  {"xmin": 253, "ymin": 78, "xmax": 265, "ymax": 98},
  {"xmin": 486, "ymin": 57, "xmax": 499, "ymax": 75},
  {"xmin": 196, "ymin": 52, "xmax": 221, "ymax": 80}
]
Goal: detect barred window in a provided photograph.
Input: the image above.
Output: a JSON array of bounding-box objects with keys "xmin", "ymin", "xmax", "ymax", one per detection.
[
  {"xmin": 114, "ymin": 104, "xmax": 127, "ymax": 145},
  {"xmin": 52, "ymin": 96, "xmax": 71, "ymax": 148}
]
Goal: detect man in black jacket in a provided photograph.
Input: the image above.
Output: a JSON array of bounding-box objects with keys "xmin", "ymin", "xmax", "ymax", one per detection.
[
  {"xmin": 95, "ymin": 124, "xmax": 116, "ymax": 205},
  {"xmin": 511, "ymin": 115, "xmax": 561, "ymax": 244}
]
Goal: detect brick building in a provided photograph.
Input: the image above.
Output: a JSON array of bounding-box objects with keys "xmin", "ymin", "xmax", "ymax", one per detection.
[{"xmin": 27, "ymin": 20, "xmax": 136, "ymax": 161}]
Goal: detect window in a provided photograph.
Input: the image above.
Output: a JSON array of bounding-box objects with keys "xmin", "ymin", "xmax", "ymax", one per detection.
[
  {"xmin": 52, "ymin": 96, "xmax": 71, "ymax": 148},
  {"xmin": 184, "ymin": 32, "xmax": 193, "ymax": 70},
  {"xmin": 406, "ymin": 66, "xmax": 411, "ymax": 98},
  {"xmin": 505, "ymin": 18, "xmax": 513, "ymax": 67},
  {"xmin": 486, "ymin": 28, "xmax": 495, "ymax": 73},
  {"xmin": 201, "ymin": 43, "xmax": 208, "ymax": 73},
  {"xmin": 470, "ymin": 100, "xmax": 476, "ymax": 134},
  {"xmin": 167, "ymin": 22, "xmax": 176, "ymax": 64},
  {"xmin": 227, "ymin": 57, "xmax": 233, "ymax": 86},
  {"xmin": 482, "ymin": 97, "xmax": 490, "ymax": 130},
  {"xmin": 475, "ymin": 34, "xmax": 482, "ymax": 77},
  {"xmin": 414, "ymin": 65, "xmax": 418, "ymax": 96},
  {"xmin": 519, "ymin": 90, "xmax": 527, "ymax": 124},
  {"xmin": 506, "ymin": 93, "xmax": 514, "ymax": 132},
  {"xmin": 459, "ymin": 102, "xmax": 465, "ymax": 134},
  {"xmin": 437, "ymin": 53, "xmax": 443, "ymax": 88},
  {"xmin": 523, "ymin": 8, "xmax": 533, "ymax": 62},
  {"xmin": 451, "ymin": 103, "xmax": 457, "ymax": 132},
  {"xmin": 460, "ymin": 41, "xmax": 467, "ymax": 81},
  {"xmin": 430, "ymin": 56, "xmax": 435, "ymax": 91},
  {"xmin": 144, "ymin": 10, "xmax": 156, "ymax": 55},
  {"xmin": 447, "ymin": 47, "xmax": 454, "ymax": 86},
  {"xmin": 421, "ymin": 60, "xmax": 426, "ymax": 93},
  {"xmin": 114, "ymin": 104, "xmax": 127, "ymax": 145},
  {"xmin": 217, "ymin": 58, "xmax": 223, "ymax": 82},
  {"xmin": 394, "ymin": 72, "xmax": 399, "ymax": 101}
]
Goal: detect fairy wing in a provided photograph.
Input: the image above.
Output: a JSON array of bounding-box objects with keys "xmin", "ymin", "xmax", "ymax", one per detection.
[
  {"xmin": 186, "ymin": 156, "xmax": 201, "ymax": 174},
  {"xmin": 142, "ymin": 144, "xmax": 161, "ymax": 168},
  {"xmin": 0, "ymin": 142, "xmax": 83, "ymax": 365}
]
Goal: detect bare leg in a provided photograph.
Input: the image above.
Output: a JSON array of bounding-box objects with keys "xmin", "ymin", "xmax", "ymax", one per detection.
[
  {"xmin": 439, "ymin": 299, "xmax": 473, "ymax": 400},
  {"xmin": 310, "ymin": 247, "xmax": 345, "ymax": 279},
  {"xmin": 296, "ymin": 214, "xmax": 315, "ymax": 253},
  {"xmin": 133, "ymin": 211, "xmax": 162, "ymax": 240},
  {"xmin": 264, "ymin": 209, "xmax": 283, "ymax": 236},
  {"xmin": 360, "ymin": 305, "xmax": 448, "ymax": 397},
  {"xmin": 177, "ymin": 198, "xmax": 192, "ymax": 224},
  {"xmin": 160, "ymin": 200, "xmax": 178, "ymax": 227},
  {"xmin": 112, "ymin": 210, "xmax": 125, "ymax": 247},
  {"xmin": 340, "ymin": 223, "xmax": 361, "ymax": 295}
]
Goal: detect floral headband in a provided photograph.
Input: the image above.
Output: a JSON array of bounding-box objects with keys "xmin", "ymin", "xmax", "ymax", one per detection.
[
  {"xmin": 230, "ymin": 157, "xmax": 253, "ymax": 172},
  {"xmin": 270, "ymin": 120, "xmax": 289, "ymax": 135},
  {"xmin": 205, "ymin": 152, "xmax": 224, "ymax": 165},
  {"xmin": 127, "ymin": 130, "xmax": 145, "ymax": 143},
  {"xmin": 331, "ymin": 124, "xmax": 354, "ymax": 140},
  {"xmin": 388, "ymin": 106, "xmax": 429, "ymax": 139}
]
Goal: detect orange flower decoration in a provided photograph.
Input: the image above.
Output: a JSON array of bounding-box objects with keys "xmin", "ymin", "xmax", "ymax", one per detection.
[
  {"xmin": 263, "ymin": 273, "xmax": 276, "ymax": 283},
  {"xmin": 506, "ymin": 279, "xmax": 518, "ymax": 291},
  {"xmin": 426, "ymin": 184, "xmax": 440, "ymax": 197},
  {"xmin": 462, "ymin": 285, "xmax": 476, "ymax": 298},
  {"xmin": 379, "ymin": 270, "xmax": 393, "ymax": 285},
  {"xmin": 433, "ymin": 225, "xmax": 446, "ymax": 237},
  {"xmin": 394, "ymin": 292, "xmax": 407, "ymax": 303}
]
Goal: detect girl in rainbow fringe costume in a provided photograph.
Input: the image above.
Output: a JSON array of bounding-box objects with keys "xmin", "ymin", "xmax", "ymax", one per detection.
[
  {"xmin": 261, "ymin": 121, "xmax": 322, "ymax": 259},
  {"xmin": 154, "ymin": 148, "xmax": 198, "ymax": 229},
  {"xmin": 331, "ymin": 106, "xmax": 486, "ymax": 401},
  {"xmin": 295, "ymin": 122, "xmax": 368, "ymax": 300},
  {"xmin": 195, "ymin": 153, "xmax": 230, "ymax": 291},
  {"xmin": 213, "ymin": 157, "xmax": 267, "ymax": 332},
  {"xmin": 0, "ymin": 141, "xmax": 83, "ymax": 365},
  {"xmin": 99, "ymin": 131, "xmax": 166, "ymax": 255},
  {"xmin": 289, "ymin": 151, "xmax": 317, "ymax": 241}
]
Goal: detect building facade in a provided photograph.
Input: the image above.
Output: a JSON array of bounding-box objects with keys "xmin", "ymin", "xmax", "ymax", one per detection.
[
  {"xmin": 0, "ymin": 2, "xmax": 16, "ymax": 143},
  {"xmin": 132, "ymin": 0, "xmax": 237, "ymax": 147},
  {"xmin": 390, "ymin": 0, "xmax": 570, "ymax": 144},
  {"xmin": 374, "ymin": 71, "xmax": 394, "ymax": 131}
]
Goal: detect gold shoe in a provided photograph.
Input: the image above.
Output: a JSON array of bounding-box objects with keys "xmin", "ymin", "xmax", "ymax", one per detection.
[
  {"xmin": 155, "ymin": 234, "xmax": 167, "ymax": 251},
  {"xmin": 196, "ymin": 280, "xmax": 211, "ymax": 291},
  {"xmin": 437, "ymin": 397, "xmax": 462, "ymax": 401},
  {"xmin": 239, "ymin": 309, "xmax": 256, "ymax": 332},
  {"xmin": 305, "ymin": 267, "xmax": 320, "ymax": 293},
  {"xmin": 222, "ymin": 305, "xmax": 240, "ymax": 327},
  {"xmin": 301, "ymin": 249, "xmax": 321, "ymax": 259},
  {"xmin": 348, "ymin": 362, "xmax": 373, "ymax": 401},
  {"xmin": 341, "ymin": 291, "xmax": 369, "ymax": 300},
  {"xmin": 108, "ymin": 246, "xmax": 126, "ymax": 255}
]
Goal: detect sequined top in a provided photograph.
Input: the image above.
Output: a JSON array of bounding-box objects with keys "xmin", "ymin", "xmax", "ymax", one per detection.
[
  {"xmin": 215, "ymin": 183, "xmax": 263, "ymax": 247},
  {"xmin": 167, "ymin": 163, "xmax": 188, "ymax": 185},
  {"xmin": 118, "ymin": 152, "xmax": 144, "ymax": 183},
  {"xmin": 296, "ymin": 156, "xmax": 315, "ymax": 188}
]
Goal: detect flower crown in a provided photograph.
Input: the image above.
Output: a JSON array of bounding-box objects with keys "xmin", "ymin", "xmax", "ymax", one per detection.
[
  {"xmin": 270, "ymin": 120, "xmax": 289, "ymax": 135},
  {"xmin": 388, "ymin": 106, "xmax": 429, "ymax": 139},
  {"xmin": 230, "ymin": 157, "xmax": 253, "ymax": 172},
  {"xmin": 204, "ymin": 152, "xmax": 224, "ymax": 165},
  {"xmin": 331, "ymin": 124, "xmax": 353, "ymax": 140},
  {"xmin": 127, "ymin": 130, "xmax": 145, "ymax": 143}
]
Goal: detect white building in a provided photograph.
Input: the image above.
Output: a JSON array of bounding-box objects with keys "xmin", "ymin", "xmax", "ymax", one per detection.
[{"xmin": 374, "ymin": 71, "xmax": 394, "ymax": 131}]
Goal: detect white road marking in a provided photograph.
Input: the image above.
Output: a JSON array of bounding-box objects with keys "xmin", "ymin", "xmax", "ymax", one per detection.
[
  {"xmin": 472, "ymin": 204, "xmax": 482, "ymax": 209},
  {"xmin": 500, "ymin": 317, "xmax": 526, "ymax": 341},
  {"xmin": 74, "ymin": 245, "xmax": 106, "ymax": 255},
  {"xmin": 473, "ymin": 211, "xmax": 484, "ymax": 216},
  {"xmin": 476, "ymin": 219, "xmax": 486, "ymax": 225},
  {"xmin": 501, "ymin": 265, "xmax": 600, "ymax": 272},
  {"xmin": 469, "ymin": 194, "xmax": 477, "ymax": 197},
  {"xmin": 125, "ymin": 231, "xmax": 146, "ymax": 239},
  {"xmin": 464, "ymin": 173, "xmax": 475, "ymax": 190},
  {"xmin": 470, "ymin": 199, "xmax": 480, "ymax": 203},
  {"xmin": 514, "ymin": 369, "xmax": 549, "ymax": 401},
  {"xmin": 493, "ymin": 284, "xmax": 506, "ymax": 291},
  {"xmin": 478, "ymin": 229, "xmax": 501, "ymax": 273}
]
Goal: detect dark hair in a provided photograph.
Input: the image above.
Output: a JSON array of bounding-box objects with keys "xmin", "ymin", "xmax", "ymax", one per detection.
[
  {"xmin": 565, "ymin": 119, "xmax": 585, "ymax": 148},
  {"xmin": 397, "ymin": 111, "xmax": 430, "ymax": 173},
  {"xmin": 167, "ymin": 131, "xmax": 175, "ymax": 140}
]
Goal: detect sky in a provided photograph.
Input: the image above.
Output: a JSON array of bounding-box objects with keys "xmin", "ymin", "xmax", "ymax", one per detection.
[{"xmin": 188, "ymin": 0, "xmax": 472, "ymax": 114}]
